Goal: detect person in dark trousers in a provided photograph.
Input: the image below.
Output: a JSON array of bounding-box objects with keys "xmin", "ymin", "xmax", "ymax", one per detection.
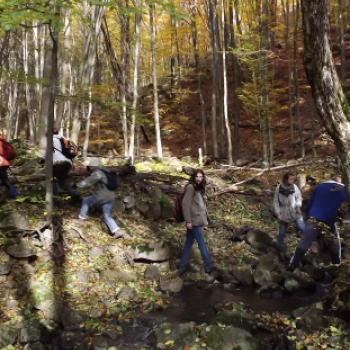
[
  {"xmin": 287, "ymin": 174, "xmax": 348, "ymax": 272},
  {"xmin": 0, "ymin": 136, "xmax": 18, "ymax": 198},
  {"xmin": 179, "ymin": 169, "xmax": 216, "ymax": 275},
  {"xmin": 273, "ymin": 172, "xmax": 304, "ymax": 250},
  {"xmin": 74, "ymin": 157, "xmax": 128, "ymax": 238},
  {"xmin": 42, "ymin": 129, "xmax": 79, "ymax": 202}
]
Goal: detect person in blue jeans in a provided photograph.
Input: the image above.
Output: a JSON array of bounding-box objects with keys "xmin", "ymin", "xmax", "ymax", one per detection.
[
  {"xmin": 179, "ymin": 169, "xmax": 216, "ymax": 275},
  {"xmin": 273, "ymin": 172, "xmax": 305, "ymax": 250},
  {"xmin": 74, "ymin": 157, "xmax": 127, "ymax": 238}
]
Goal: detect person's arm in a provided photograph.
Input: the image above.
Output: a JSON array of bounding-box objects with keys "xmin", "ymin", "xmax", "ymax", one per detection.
[
  {"xmin": 77, "ymin": 169, "xmax": 104, "ymax": 189},
  {"xmin": 341, "ymin": 187, "xmax": 348, "ymax": 202},
  {"xmin": 273, "ymin": 185, "xmax": 282, "ymax": 220},
  {"xmin": 182, "ymin": 184, "xmax": 194, "ymax": 229},
  {"xmin": 306, "ymin": 188, "xmax": 316, "ymax": 218}
]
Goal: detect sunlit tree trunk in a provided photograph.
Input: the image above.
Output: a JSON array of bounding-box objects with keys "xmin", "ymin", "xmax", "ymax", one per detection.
[
  {"xmin": 129, "ymin": 0, "xmax": 142, "ymax": 162},
  {"xmin": 149, "ymin": 4, "xmax": 162, "ymax": 158},
  {"xmin": 338, "ymin": 0, "xmax": 346, "ymax": 88}
]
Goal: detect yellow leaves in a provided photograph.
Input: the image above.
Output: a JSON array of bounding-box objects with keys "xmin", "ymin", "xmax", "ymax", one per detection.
[{"xmin": 165, "ymin": 340, "xmax": 174, "ymax": 347}]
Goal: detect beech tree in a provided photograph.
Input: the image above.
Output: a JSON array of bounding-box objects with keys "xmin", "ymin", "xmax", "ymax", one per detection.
[{"xmin": 301, "ymin": 0, "xmax": 350, "ymax": 197}]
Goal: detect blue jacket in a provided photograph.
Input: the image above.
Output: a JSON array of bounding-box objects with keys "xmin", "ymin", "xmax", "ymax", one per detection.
[{"xmin": 307, "ymin": 180, "xmax": 348, "ymax": 225}]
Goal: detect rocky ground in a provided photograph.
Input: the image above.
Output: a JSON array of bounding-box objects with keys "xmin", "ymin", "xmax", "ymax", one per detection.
[{"xmin": 1, "ymin": 155, "xmax": 350, "ymax": 350}]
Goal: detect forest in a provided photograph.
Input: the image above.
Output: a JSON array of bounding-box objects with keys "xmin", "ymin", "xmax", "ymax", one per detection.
[{"xmin": 1, "ymin": 0, "xmax": 350, "ymax": 350}]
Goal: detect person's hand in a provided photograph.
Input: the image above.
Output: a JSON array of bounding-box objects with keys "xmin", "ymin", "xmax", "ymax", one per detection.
[
  {"xmin": 277, "ymin": 215, "xmax": 283, "ymax": 221},
  {"xmin": 38, "ymin": 158, "xmax": 45, "ymax": 165},
  {"xmin": 296, "ymin": 207, "xmax": 301, "ymax": 213},
  {"xmin": 186, "ymin": 223, "xmax": 192, "ymax": 230}
]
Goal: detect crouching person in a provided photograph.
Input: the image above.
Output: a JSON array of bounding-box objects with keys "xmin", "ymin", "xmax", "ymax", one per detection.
[{"xmin": 74, "ymin": 157, "xmax": 127, "ymax": 238}]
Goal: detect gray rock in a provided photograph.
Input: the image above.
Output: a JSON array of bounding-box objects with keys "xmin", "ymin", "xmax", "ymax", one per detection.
[
  {"xmin": 284, "ymin": 278, "xmax": 303, "ymax": 295},
  {"xmin": 90, "ymin": 308, "xmax": 102, "ymax": 318},
  {"xmin": 0, "ymin": 212, "xmax": 29, "ymax": 229},
  {"xmin": 160, "ymin": 277, "xmax": 183, "ymax": 293},
  {"xmin": 0, "ymin": 262, "xmax": 10, "ymax": 275},
  {"xmin": 24, "ymin": 342, "xmax": 44, "ymax": 350},
  {"xmin": 42, "ymin": 229, "xmax": 54, "ymax": 246},
  {"xmin": 19, "ymin": 326, "xmax": 41, "ymax": 343},
  {"xmin": 107, "ymin": 245, "xmax": 122, "ymax": 254},
  {"xmin": 258, "ymin": 283, "xmax": 283, "ymax": 299},
  {"xmin": 246, "ymin": 229, "xmax": 273, "ymax": 250},
  {"xmin": 76, "ymin": 270, "xmax": 89, "ymax": 283},
  {"xmin": 23, "ymin": 264, "xmax": 37, "ymax": 274},
  {"xmin": 59, "ymin": 330, "xmax": 88, "ymax": 349},
  {"xmin": 231, "ymin": 265, "xmax": 253, "ymax": 286},
  {"xmin": 136, "ymin": 201, "xmax": 150, "ymax": 215},
  {"xmin": 152, "ymin": 323, "xmax": 197, "ymax": 349},
  {"xmin": 114, "ymin": 200, "xmax": 125, "ymax": 213},
  {"xmin": 144, "ymin": 265, "xmax": 160, "ymax": 280},
  {"xmin": 101, "ymin": 269, "xmax": 136, "ymax": 282},
  {"xmin": 89, "ymin": 247, "xmax": 104, "ymax": 258},
  {"xmin": 133, "ymin": 241, "xmax": 171, "ymax": 262},
  {"xmin": 144, "ymin": 202, "xmax": 162, "ymax": 220},
  {"xmin": 123, "ymin": 195, "xmax": 135, "ymax": 209},
  {"xmin": 60, "ymin": 308, "xmax": 88, "ymax": 330},
  {"xmin": 91, "ymin": 335, "xmax": 111, "ymax": 350},
  {"xmin": 292, "ymin": 304, "xmax": 324, "ymax": 319},
  {"xmin": 206, "ymin": 326, "xmax": 260, "ymax": 350},
  {"xmin": 212, "ymin": 310, "xmax": 255, "ymax": 332},
  {"xmin": 256, "ymin": 255, "xmax": 276, "ymax": 272},
  {"xmin": 117, "ymin": 286, "xmax": 136, "ymax": 301},
  {"xmin": 252, "ymin": 269, "xmax": 272, "ymax": 286},
  {"xmin": 6, "ymin": 240, "xmax": 37, "ymax": 258},
  {"xmin": 0, "ymin": 325, "xmax": 18, "ymax": 348}
]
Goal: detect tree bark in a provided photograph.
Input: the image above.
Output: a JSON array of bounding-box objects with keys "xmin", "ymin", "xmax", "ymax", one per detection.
[{"xmin": 301, "ymin": 0, "xmax": 350, "ymax": 206}]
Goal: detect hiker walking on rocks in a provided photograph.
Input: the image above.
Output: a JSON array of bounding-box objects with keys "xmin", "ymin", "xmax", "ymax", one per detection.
[
  {"xmin": 273, "ymin": 172, "xmax": 304, "ymax": 250},
  {"xmin": 0, "ymin": 136, "xmax": 19, "ymax": 198},
  {"xmin": 41, "ymin": 129, "xmax": 80, "ymax": 203},
  {"xmin": 287, "ymin": 174, "xmax": 347, "ymax": 272},
  {"xmin": 73, "ymin": 157, "xmax": 127, "ymax": 238},
  {"xmin": 179, "ymin": 169, "xmax": 216, "ymax": 275}
]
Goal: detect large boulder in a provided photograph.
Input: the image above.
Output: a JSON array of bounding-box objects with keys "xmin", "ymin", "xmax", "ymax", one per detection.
[
  {"xmin": 230, "ymin": 265, "xmax": 253, "ymax": 286},
  {"xmin": 212, "ymin": 310, "xmax": 255, "ymax": 332},
  {"xmin": 0, "ymin": 251, "xmax": 10, "ymax": 275},
  {"xmin": 206, "ymin": 326, "xmax": 261, "ymax": 350},
  {"xmin": 245, "ymin": 229, "xmax": 273, "ymax": 250},
  {"xmin": 6, "ymin": 240, "xmax": 37, "ymax": 258},
  {"xmin": 0, "ymin": 326, "xmax": 18, "ymax": 348},
  {"xmin": 160, "ymin": 276, "xmax": 183, "ymax": 293},
  {"xmin": 0, "ymin": 212, "xmax": 29, "ymax": 229},
  {"xmin": 152, "ymin": 323, "xmax": 197, "ymax": 349},
  {"xmin": 133, "ymin": 241, "xmax": 172, "ymax": 262},
  {"xmin": 252, "ymin": 269, "xmax": 272, "ymax": 286}
]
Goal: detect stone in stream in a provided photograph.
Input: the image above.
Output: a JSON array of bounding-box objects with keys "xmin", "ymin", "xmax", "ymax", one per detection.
[
  {"xmin": 245, "ymin": 229, "xmax": 273, "ymax": 250},
  {"xmin": 144, "ymin": 265, "xmax": 160, "ymax": 280},
  {"xmin": 133, "ymin": 241, "xmax": 171, "ymax": 262},
  {"xmin": 19, "ymin": 326, "xmax": 41, "ymax": 343},
  {"xmin": 252, "ymin": 269, "xmax": 272, "ymax": 286},
  {"xmin": 206, "ymin": 326, "xmax": 261, "ymax": 350},
  {"xmin": 24, "ymin": 343, "xmax": 44, "ymax": 350},
  {"xmin": 212, "ymin": 310, "xmax": 255, "ymax": 332},
  {"xmin": 0, "ymin": 325, "xmax": 18, "ymax": 348}
]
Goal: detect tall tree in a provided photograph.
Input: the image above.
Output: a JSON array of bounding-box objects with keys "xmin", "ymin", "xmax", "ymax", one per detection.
[{"xmin": 301, "ymin": 0, "xmax": 350, "ymax": 202}]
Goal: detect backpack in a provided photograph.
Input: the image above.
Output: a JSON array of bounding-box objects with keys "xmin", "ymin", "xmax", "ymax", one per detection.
[
  {"xmin": 55, "ymin": 138, "xmax": 78, "ymax": 159},
  {"xmin": 173, "ymin": 193, "xmax": 185, "ymax": 222},
  {"xmin": 99, "ymin": 169, "xmax": 118, "ymax": 191},
  {"xmin": 0, "ymin": 139, "xmax": 15, "ymax": 161}
]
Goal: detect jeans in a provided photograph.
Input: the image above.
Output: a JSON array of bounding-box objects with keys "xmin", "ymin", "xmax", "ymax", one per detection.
[
  {"xmin": 0, "ymin": 166, "xmax": 11, "ymax": 190},
  {"xmin": 179, "ymin": 226, "xmax": 213, "ymax": 270},
  {"xmin": 79, "ymin": 195, "xmax": 119, "ymax": 233},
  {"xmin": 290, "ymin": 220, "xmax": 341, "ymax": 268},
  {"xmin": 53, "ymin": 161, "xmax": 77, "ymax": 197},
  {"xmin": 277, "ymin": 218, "xmax": 305, "ymax": 249}
]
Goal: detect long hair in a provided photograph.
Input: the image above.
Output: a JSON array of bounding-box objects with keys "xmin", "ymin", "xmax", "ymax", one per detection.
[
  {"xmin": 282, "ymin": 171, "xmax": 295, "ymax": 185},
  {"xmin": 189, "ymin": 169, "xmax": 207, "ymax": 188}
]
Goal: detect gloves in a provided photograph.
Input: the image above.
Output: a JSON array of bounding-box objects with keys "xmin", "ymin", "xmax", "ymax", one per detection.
[{"xmin": 38, "ymin": 158, "xmax": 45, "ymax": 165}]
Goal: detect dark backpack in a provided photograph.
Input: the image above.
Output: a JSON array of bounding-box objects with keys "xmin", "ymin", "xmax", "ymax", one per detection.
[
  {"xmin": 173, "ymin": 184, "xmax": 190, "ymax": 222},
  {"xmin": 0, "ymin": 139, "xmax": 15, "ymax": 161},
  {"xmin": 55, "ymin": 138, "xmax": 78, "ymax": 159},
  {"xmin": 99, "ymin": 169, "xmax": 118, "ymax": 191}
]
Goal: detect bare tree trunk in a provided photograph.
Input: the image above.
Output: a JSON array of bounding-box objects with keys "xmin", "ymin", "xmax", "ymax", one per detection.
[
  {"xmin": 174, "ymin": 16, "xmax": 185, "ymax": 116},
  {"xmin": 293, "ymin": 0, "xmax": 304, "ymax": 158},
  {"xmin": 221, "ymin": 0, "xmax": 232, "ymax": 164},
  {"xmin": 149, "ymin": 4, "xmax": 162, "ymax": 158},
  {"xmin": 208, "ymin": 0, "xmax": 219, "ymax": 158},
  {"xmin": 190, "ymin": 2, "xmax": 207, "ymax": 156},
  {"xmin": 339, "ymin": 0, "xmax": 346, "ymax": 88},
  {"xmin": 129, "ymin": 0, "xmax": 142, "ymax": 162},
  {"xmin": 301, "ymin": 0, "xmax": 350, "ymax": 206}
]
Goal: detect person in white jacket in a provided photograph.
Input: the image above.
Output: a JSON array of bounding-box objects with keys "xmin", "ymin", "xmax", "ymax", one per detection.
[{"xmin": 273, "ymin": 172, "xmax": 305, "ymax": 249}]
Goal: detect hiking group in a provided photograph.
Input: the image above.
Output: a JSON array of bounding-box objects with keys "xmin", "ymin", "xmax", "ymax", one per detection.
[{"xmin": 0, "ymin": 130, "xmax": 347, "ymax": 273}]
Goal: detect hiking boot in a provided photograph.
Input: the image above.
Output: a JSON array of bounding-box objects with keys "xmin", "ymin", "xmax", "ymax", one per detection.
[
  {"xmin": 286, "ymin": 265, "xmax": 296, "ymax": 272},
  {"xmin": 71, "ymin": 218, "xmax": 85, "ymax": 226},
  {"xmin": 205, "ymin": 266, "xmax": 217, "ymax": 274},
  {"xmin": 113, "ymin": 229, "xmax": 131, "ymax": 239}
]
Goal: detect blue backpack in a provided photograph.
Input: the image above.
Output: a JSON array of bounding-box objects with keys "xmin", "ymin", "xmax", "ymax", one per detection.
[{"xmin": 99, "ymin": 169, "xmax": 118, "ymax": 191}]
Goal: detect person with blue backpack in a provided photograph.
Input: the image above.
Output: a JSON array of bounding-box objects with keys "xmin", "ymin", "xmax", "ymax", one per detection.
[
  {"xmin": 287, "ymin": 173, "xmax": 348, "ymax": 272},
  {"xmin": 73, "ymin": 157, "xmax": 127, "ymax": 238}
]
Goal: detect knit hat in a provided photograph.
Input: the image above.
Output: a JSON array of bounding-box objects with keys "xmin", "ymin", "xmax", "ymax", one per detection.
[{"xmin": 88, "ymin": 157, "xmax": 100, "ymax": 167}]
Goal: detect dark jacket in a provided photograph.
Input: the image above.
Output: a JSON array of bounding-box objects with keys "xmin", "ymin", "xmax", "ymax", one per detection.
[{"xmin": 182, "ymin": 183, "xmax": 208, "ymax": 226}]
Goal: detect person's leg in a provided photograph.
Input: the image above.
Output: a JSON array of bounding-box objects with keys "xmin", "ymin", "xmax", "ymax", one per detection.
[
  {"xmin": 289, "ymin": 221, "xmax": 320, "ymax": 270},
  {"xmin": 179, "ymin": 229, "xmax": 195, "ymax": 271},
  {"xmin": 57, "ymin": 162, "xmax": 77, "ymax": 197},
  {"xmin": 101, "ymin": 201, "xmax": 119, "ymax": 233},
  {"xmin": 328, "ymin": 224, "xmax": 341, "ymax": 265},
  {"xmin": 79, "ymin": 195, "xmax": 99, "ymax": 219},
  {"xmin": 0, "ymin": 166, "xmax": 11, "ymax": 190},
  {"xmin": 52, "ymin": 163, "xmax": 62, "ymax": 196},
  {"xmin": 295, "ymin": 218, "xmax": 305, "ymax": 233},
  {"xmin": 192, "ymin": 225, "xmax": 213, "ymax": 270},
  {"xmin": 277, "ymin": 222, "xmax": 288, "ymax": 249}
]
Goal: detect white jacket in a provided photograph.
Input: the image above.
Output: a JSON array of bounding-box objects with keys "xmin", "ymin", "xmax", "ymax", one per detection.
[{"xmin": 43, "ymin": 135, "xmax": 72, "ymax": 164}]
